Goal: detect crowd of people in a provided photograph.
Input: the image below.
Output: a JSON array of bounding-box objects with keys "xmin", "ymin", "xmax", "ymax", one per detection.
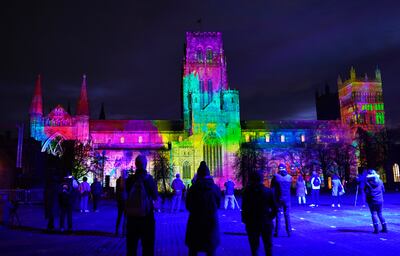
[{"xmin": 44, "ymin": 155, "xmax": 387, "ymax": 256}]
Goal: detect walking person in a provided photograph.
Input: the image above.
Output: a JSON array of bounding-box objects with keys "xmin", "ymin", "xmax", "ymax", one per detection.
[
  {"xmin": 185, "ymin": 161, "xmax": 221, "ymax": 256},
  {"xmin": 79, "ymin": 177, "xmax": 91, "ymax": 213},
  {"xmin": 271, "ymin": 164, "xmax": 292, "ymax": 237},
  {"xmin": 242, "ymin": 170, "xmax": 277, "ymax": 256},
  {"xmin": 331, "ymin": 174, "xmax": 344, "ymax": 208},
  {"xmin": 125, "ymin": 155, "xmax": 158, "ymax": 256},
  {"xmin": 91, "ymin": 178, "xmax": 102, "ymax": 212},
  {"xmin": 296, "ymin": 175, "xmax": 307, "ymax": 205},
  {"xmin": 115, "ymin": 173, "xmax": 127, "ymax": 236},
  {"xmin": 310, "ymin": 171, "xmax": 321, "ymax": 207},
  {"xmin": 364, "ymin": 169, "xmax": 387, "ymax": 234},
  {"xmin": 224, "ymin": 178, "xmax": 236, "ymax": 210},
  {"xmin": 171, "ymin": 173, "xmax": 185, "ymax": 213}
]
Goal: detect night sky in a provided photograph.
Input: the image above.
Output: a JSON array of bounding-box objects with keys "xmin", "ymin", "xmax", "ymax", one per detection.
[{"xmin": 1, "ymin": 0, "xmax": 400, "ymax": 132}]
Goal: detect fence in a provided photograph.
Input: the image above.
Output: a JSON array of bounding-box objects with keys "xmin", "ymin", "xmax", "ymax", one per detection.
[{"xmin": 0, "ymin": 189, "xmax": 44, "ymax": 204}]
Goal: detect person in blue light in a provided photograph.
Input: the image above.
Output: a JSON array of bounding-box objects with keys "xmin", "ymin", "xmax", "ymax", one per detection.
[
  {"xmin": 242, "ymin": 170, "xmax": 277, "ymax": 256},
  {"xmin": 331, "ymin": 174, "xmax": 344, "ymax": 207},
  {"xmin": 223, "ymin": 178, "xmax": 236, "ymax": 210},
  {"xmin": 171, "ymin": 173, "xmax": 185, "ymax": 213},
  {"xmin": 271, "ymin": 163, "xmax": 292, "ymax": 237},
  {"xmin": 310, "ymin": 171, "xmax": 321, "ymax": 207},
  {"xmin": 364, "ymin": 169, "xmax": 387, "ymax": 234},
  {"xmin": 296, "ymin": 175, "xmax": 307, "ymax": 205}
]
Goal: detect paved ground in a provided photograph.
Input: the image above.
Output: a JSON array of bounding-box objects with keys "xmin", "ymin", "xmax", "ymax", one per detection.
[{"xmin": 1, "ymin": 192, "xmax": 400, "ymax": 256}]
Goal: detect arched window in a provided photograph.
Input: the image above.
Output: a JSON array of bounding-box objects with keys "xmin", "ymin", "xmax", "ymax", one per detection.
[
  {"xmin": 196, "ymin": 48, "xmax": 203, "ymax": 62},
  {"xmin": 203, "ymin": 133, "xmax": 222, "ymax": 177},
  {"xmin": 206, "ymin": 48, "xmax": 213, "ymax": 63},
  {"xmin": 183, "ymin": 161, "xmax": 191, "ymax": 179}
]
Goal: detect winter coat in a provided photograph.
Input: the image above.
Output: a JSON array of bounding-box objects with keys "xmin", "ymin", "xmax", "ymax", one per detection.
[
  {"xmin": 125, "ymin": 169, "xmax": 158, "ymax": 217},
  {"xmin": 91, "ymin": 181, "xmax": 102, "ymax": 196},
  {"xmin": 331, "ymin": 177, "xmax": 343, "ymax": 196},
  {"xmin": 364, "ymin": 174, "xmax": 384, "ymax": 205},
  {"xmin": 59, "ymin": 180, "xmax": 74, "ymax": 208},
  {"xmin": 271, "ymin": 171, "xmax": 292, "ymax": 204},
  {"xmin": 311, "ymin": 176, "xmax": 321, "ymax": 190},
  {"xmin": 185, "ymin": 176, "xmax": 221, "ymax": 251},
  {"xmin": 296, "ymin": 180, "xmax": 307, "ymax": 197},
  {"xmin": 171, "ymin": 178, "xmax": 185, "ymax": 195},
  {"xmin": 224, "ymin": 180, "xmax": 235, "ymax": 196},
  {"xmin": 242, "ymin": 183, "xmax": 277, "ymax": 226}
]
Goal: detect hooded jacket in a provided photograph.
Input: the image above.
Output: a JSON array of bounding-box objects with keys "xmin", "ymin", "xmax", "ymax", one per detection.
[
  {"xmin": 364, "ymin": 173, "xmax": 384, "ymax": 204},
  {"xmin": 271, "ymin": 170, "xmax": 292, "ymax": 203}
]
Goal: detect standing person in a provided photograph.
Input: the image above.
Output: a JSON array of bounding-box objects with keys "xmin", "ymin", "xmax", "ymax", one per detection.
[
  {"xmin": 171, "ymin": 173, "xmax": 185, "ymax": 213},
  {"xmin": 242, "ymin": 170, "xmax": 277, "ymax": 256},
  {"xmin": 224, "ymin": 178, "xmax": 236, "ymax": 210},
  {"xmin": 59, "ymin": 176, "xmax": 74, "ymax": 232},
  {"xmin": 91, "ymin": 178, "xmax": 102, "ymax": 212},
  {"xmin": 331, "ymin": 174, "xmax": 344, "ymax": 208},
  {"xmin": 296, "ymin": 175, "xmax": 307, "ymax": 205},
  {"xmin": 364, "ymin": 169, "xmax": 387, "ymax": 234},
  {"xmin": 185, "ymin": 161, "xmax": 221, "ymax": 256},
  {"xmin": 271, "ymin": 164, "xmax": 292, "ymax": 237},
  {"xmin": 115, "ymin": 173, "xmax": 127, "ymax": 236},
  {"xmin": 79, "ymin": 177, "xmax": 91, "ymax": 213},
  {"xmin": 44, "ymin": 174, "xmax": 60, "ymax": 231},
  {"xmin": 125, "ymin": 155, "xmax": 158, "ymax": 256},
  {"xmin": 310, "ymin": 171, "xmax": 321, "ymax": 207}
]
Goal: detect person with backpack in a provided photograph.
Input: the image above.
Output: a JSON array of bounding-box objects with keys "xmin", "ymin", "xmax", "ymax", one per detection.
[
  {"xmin": 171, "ymin": 173, "xmax": 185, "ymax": 213},
  {"xmin": 364, "ymin": 169, "xmax": 387, "ymax": 234},
  {"xmin": 310, "ymin": 171, "xmax": 321, "ymax": 207},
  {"xmin": 242, "ymin": 170, "xmax": 277, "ymax": 256},
  {"xmin": 185, "ymin": 161, "xmax": 221, "ymax": 256},
  {"xmin": 271, "ymin": 163, "xmax": 292, "ymax": 237},
  {"xmin": 125, "ymin": 154, "xmax": 158, "ymax": 256}
]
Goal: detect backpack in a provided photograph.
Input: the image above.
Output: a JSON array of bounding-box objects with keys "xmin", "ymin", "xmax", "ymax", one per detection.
[
  {"xmin": 126, "ymin": 175, "xmax": 152, "ymax": 217},
  {"xmin": 313, "ymin": 177, "xmax": 321, "ymax": 187}
]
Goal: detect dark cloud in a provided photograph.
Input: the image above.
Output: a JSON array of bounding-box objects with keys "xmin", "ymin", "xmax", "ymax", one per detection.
[{"xmin": 1, "ymin": 0, "xmax": 400, "ymax": 132}]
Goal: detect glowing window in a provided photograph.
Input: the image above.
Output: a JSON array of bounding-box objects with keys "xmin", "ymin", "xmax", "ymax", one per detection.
[
  {"xmin": 280, "ymin": 135, "xmax": 285, "ymax": 143},
  {"xmin": 178, "ymin": 136, "xmax": 183, "ymax": 142},
  {"xmin": 301, "ymin": 134, "xmax": 305, "ymax": 143},
  {"xmin": 317, "ymin": 135, "xmax": 320, "ymax": 142},
  {"xmin": 245, "ymin": 134, "xmax": 250, "ymax": 142},
  {"xmin": 138, "ymin": 136, "xmax": 143, "ymax": 143},
  {"xmin": 265, "ymin": 134, "xmax": 270, "ymax": 143},
  {"xmin": 120, "ymin": 137, "xmax": 125, "ymax": 144},
  {"xmin": 335, "ymin": 135, "xmax": 339, "ymax": 142},
  {"xmin": 206, "ymin": 48, "xmax": 213, "ymax": 63},
  {"xmin": 196, "ymin": 48, "xmax": 203, "ymax": 62},
  {"xmin": 393, "ymin": 163, "xmax": 400, "ymax": 182}
]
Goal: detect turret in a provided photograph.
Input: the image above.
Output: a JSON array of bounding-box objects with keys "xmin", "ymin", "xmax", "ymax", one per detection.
[
  {"xmin": 29, "ymin": 75, "xmax": 44, "ymax": 140},
  {"xmin": 350, "ymin": 66, "xmax": 356, "ymax": 81},
  {"xmin": 375, "ymin": 67, "xmax": 382, "ymax": 82},
  {"xmin": 75, "ymin": 74, "xmax": 90, "ymax": 142}
]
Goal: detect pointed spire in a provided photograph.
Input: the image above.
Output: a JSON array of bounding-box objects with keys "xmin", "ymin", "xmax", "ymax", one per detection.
[
  {"xmin": 99, "ymin": 102, "xmax": 106, "ymax": 120},
  {"xmin": 375, "ymin": 66, "xmax": 382, "ymax": 82},
  {"xmin": 350, "ymin": 66, "xmax": 356, "ymax": 80},
  {"xmin": 76, "ymin": 74, "xmax": 89, "ymax": 116},
  {"xmin": 337, "ymin": 75, "xmax": 342, "ymax": 86},
  {"xmin": 29, "ymin": 74, "xmax": 43, "ymax": 115}
]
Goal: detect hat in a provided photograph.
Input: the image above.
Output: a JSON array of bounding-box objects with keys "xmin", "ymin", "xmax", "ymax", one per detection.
[{"xmin": 197, "ymin": 161, "xmax": 210, "ymax": 178}]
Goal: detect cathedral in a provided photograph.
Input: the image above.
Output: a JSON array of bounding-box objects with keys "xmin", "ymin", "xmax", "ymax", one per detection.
[{"xmin": 29, "ymin": 32, "xmax": 386, "ymax": 188}]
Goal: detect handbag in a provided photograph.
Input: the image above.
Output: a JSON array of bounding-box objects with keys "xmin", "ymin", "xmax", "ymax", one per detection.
[{"xmin": 338, "ymin": 184, "xmax": 345, "ymax": 196}]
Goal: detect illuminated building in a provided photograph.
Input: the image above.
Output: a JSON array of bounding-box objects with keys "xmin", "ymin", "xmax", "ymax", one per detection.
[{"xmin": 29, "ymin": 32, "xmax": 385, "ymax": 187}]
